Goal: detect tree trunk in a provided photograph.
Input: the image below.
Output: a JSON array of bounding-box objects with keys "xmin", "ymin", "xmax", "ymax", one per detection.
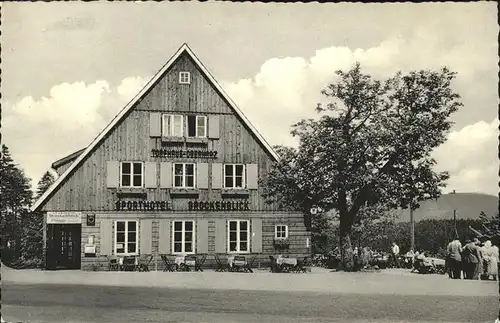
[{"xmin": 339, "ymin": 209, "xmax": 355, "ymax": 272}]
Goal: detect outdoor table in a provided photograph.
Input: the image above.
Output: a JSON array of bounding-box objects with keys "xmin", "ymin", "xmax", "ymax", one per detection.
[
  {"xmin": 277, "ymin": 257, "xmax": 297, "ymax": 266},
  {"xmin": 174, "ymin": 255, "xmax": 197, "ymax": 271},
  {"xmin": 227, "ymin": 255, "xmax": 253, "ymax": 272},
  {"xmin": 174, "ymin": 256, "xmax": 185, "ymax": 266}
]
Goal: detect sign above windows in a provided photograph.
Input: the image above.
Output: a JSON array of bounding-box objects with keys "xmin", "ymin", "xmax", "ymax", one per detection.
[
  {"xmin": 188, "ymin": 200, "xmax": 250, "ymax": 211},
  {"xmin": 115, "ymin": 200, "xmax": 173, "ymax": 211},
  {"xmin": 151, "ymin": 149, "xmax": 218, "ymax": 159},
  {"xmin": 114, "ymin": 199, "xmax": 250, "ymax": 212}
]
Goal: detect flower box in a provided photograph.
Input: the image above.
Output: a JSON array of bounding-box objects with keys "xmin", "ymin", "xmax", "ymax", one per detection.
[{"xmin": 273, "ymin": 238, "xmax": 290, "ymax": 250}]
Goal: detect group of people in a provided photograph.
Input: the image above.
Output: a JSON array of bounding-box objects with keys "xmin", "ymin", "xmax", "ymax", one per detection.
[{"xmin": 446, "ymin": 238, "xmax": 499, "ymax": 280}]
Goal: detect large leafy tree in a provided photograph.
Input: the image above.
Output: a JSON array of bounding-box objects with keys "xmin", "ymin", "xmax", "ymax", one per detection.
[
  {"xmin": 261, "ymin": 63, "xmax": 462, "ymax": 271},
  {"xmin": 0, "ymin": 145, "xmax": 33, "ymax": 265}
]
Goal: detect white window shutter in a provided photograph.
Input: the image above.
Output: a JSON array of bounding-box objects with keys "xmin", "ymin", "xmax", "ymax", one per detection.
[
  {"xmin": 144, "ymin": 162, "xmax": 158, "ymax": 188},
  {"xmin": 106, "ymin": 161, "xmax": 120, "ymax": 188},
  {"xmin": 208, "ymin": 115, "xmax": 220, "ymax": 139},
  {"xmin": 160, "ymin": 162, "xmax": 172, "ymax": 188},
  {"xmin": 251, "ymin": 219, "xmax": 262, "ymax": 253},
  {"xmin": 246, "ymin": 164, "xmax": 258, "ymax": 189},
  {"xmin": 214, "ymin": 219, "xmax": 226, "ymax": 253},
  {"xmin": 158, "ymin": 220, "xmax": 171, "ymax": 254},
  {"xmin": 149, "ymin": 113, "xmax": 162, "ymax": 137},
  {"xmin": 197, "ymin": 220, "xmax": 209, "ymax": 254},
  {"xmin": 140, "ymin": 219, "xmax": 152, "ymax": 254},
  {"xmin": 99, "ymin": 219, "xmax": 113, "ymax": 256},
  {"xmin": 197, "ymin": 163, "xmax": 209, "ymax": 189},
  {"xmin": 211, "ymin": 163, "xmax": 223, "ymax": 189}
]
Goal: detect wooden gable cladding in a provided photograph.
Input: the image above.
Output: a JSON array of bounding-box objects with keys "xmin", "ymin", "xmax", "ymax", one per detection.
[
  {"xmin": 39, "ymin": 47, "xmax": 281, "ymax": 212},
  {"xmin": 138, "ymin": 53, "xmax": 233, "ymax": 115}
]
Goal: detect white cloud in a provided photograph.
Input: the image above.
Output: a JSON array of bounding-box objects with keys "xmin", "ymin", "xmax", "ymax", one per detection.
[
  {"xmin": 116, "ymin": 77, "xmax": 149, "ymax": 101},
  {"xmin": 433, "ymin": 119, "xmax": 499, "ymax": 195},
  {"xmin": 3, "ymin": 77, "xmax": 150, "ymax": 188},
  {"xmin": 11, "ymin": 81, "xmax": 111, "ymax": 130},
  {"xmin": 222, "ymin": 31, "xmax": 497, "ymax": 195}
]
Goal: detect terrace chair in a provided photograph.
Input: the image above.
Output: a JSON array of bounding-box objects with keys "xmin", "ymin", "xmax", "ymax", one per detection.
[
  {"xmin": 214, "ymin": 254, "xmax": 230, "ymax": 272},
  {"xmin": 269, "ymin": 255, "xmax": 281, "ymax": 273},
  {"xmin": 137, "ymin": 254, "xmax": 154, "ymax": 272},
  {"xmin": 107, "ymin": 256, "xmax": 120, "ymax": 271},
  {"xmin": 245, "ymin": 255, "xmax": 257, "ymax": 273},
  {"xmin": 161, "ymin": 254, "xmax": 178, "ymax": 272},
  {"xmin": 195, "ymin": 254, "xmax": 207, "ymax": 272},
  {"xmin": 120, "ymin": 256, "xmax": 136, "ymax": 271},
  {"xmin": 294, "ymin": 256, "xmax": 310, "ymax": 273}
]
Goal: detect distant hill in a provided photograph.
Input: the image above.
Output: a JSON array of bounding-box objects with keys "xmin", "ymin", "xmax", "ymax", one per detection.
[{"xmin": 395, "ymin": 192, "xmax": 499, "ymax": 223}]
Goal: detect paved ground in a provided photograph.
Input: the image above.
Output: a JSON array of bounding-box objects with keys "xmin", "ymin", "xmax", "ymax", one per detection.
[
  {"xmin": 2, "ymin": 267, "xmax": 498, "ymax": 323},
  {"xmin": 2, "ymin": 266, "xmax": 497, "ymax": 296}
]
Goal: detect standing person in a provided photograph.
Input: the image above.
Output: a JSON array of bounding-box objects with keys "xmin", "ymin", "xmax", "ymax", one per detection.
[
  {"xmin": 390, "ymin": 242, "xmax": 400, "ymax": 268},
  {"xmin": 447, "ymin": 239, "xmax": 462, "ymax": 279},
  {"xmin": 482, "ymin": 241, "xmax": 499, "ymax": 280},
  {"xmin": 474, "ymin": 238, "xmax": 484, "ymax": 280},
  {"xmin": 462, "ymin": 239, "xmax": 480, "ymax": 279},
  {"xmin": 446, "ymin": 241, "xmax": 453, "ymax": 278}
]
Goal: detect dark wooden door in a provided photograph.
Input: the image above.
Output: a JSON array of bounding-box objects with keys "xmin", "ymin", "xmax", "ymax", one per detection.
[{"xmin": 46, "ymin": 224, "xmax": 81, "ymax": 270}]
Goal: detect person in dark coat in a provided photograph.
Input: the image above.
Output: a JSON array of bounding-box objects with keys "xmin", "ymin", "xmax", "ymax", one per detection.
[
  {"xmin": 447, "ymin": 239, "xmax": 463, "ymax": 279},
  {"xmin": 462, "ymin": 239, "xmax": 481, "ymax": 279}
]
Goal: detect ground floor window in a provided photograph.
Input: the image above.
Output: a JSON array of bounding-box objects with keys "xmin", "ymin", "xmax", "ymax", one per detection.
[
  {"xmin": 228, "ymin": 220, "xmax": 249, "ymax": 253},
  {"xmin": 115, "ymin": 220, "xmax": 138, "ymax": 255},
  {"xmin": 275, "ymin": 225, "xmax": 288, "ymax": 239},
  {"xmin": 172, "ymin": 220, "xmax": 195, "ymax": 254}
]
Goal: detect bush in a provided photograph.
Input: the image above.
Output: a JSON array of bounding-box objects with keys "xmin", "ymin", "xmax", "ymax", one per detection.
[{"xmin": 313, "ymin": 218, "xmax": 483, "ymax": 256}]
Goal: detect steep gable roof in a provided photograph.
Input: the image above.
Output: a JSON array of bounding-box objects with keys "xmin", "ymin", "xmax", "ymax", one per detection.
[{"xmin": 31, "ymin": 43, "xmax": 280, "ymax": 212}]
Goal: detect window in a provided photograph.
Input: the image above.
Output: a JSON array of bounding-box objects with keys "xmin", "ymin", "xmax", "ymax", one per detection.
[
  {"xmin": 162, "ymin": 114, "xmax": 184, "ymax": 137},
  {"xmin": 179, "ymin": 72, "xmax": 191, "ymax": 84},
  {"xmin": 187, "ymin": 115, "xmax": 207, "ymax": 138},
  {"xmin": 224, "ymin": 164, "xmax": 245, "ymax": 189},
  {"xmin": 173, "ymin": 163, "xmax": 196, "ymax": 188},
  {"xmin": 121, "ymin": 162, "xmax": 143, "ymax": 187},
  {"xmin": 228, "ymin": 220, "xmax": 249, "ymax": 253},
  {"xmin": 115, "ymin": 220, "xmax": 138, "ymax": 255},
  {"xmin": 275, "ymin": 225, "xmax": 288, "ymax": 239},
  {"xmin": 172, "ymin": 220, "xmax": 195, "ymax": 254}
]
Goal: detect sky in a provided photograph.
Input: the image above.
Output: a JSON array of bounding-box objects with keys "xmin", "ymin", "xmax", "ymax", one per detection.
[{"xmin": 2, "ymin": 2, "xmax": 499, "ymax": 196}]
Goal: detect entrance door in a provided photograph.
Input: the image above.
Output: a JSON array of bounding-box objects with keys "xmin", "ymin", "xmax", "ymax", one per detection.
[{"xmin": 46, "ymin": 224, "xmax": 81, "ymax": 269}]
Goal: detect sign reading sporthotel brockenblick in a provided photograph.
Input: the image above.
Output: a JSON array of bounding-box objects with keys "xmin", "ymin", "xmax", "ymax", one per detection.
[{"xmin": 115, "ymin": 200, "xmax": 250, "ymax": 211}]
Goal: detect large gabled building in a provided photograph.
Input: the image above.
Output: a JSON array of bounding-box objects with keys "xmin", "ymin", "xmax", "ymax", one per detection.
[{"xmin": 32, "ymin": 44, "xmax": 311, "ymax": 271}]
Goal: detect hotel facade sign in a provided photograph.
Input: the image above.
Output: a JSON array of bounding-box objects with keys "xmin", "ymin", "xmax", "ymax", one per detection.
[
  {"xmin": 114, "ymin": 199, "xmax": 250, "ymax": 212},
  {"xmin": 151, "ymin": 149, "xmax": 218, "ymax": 159},
  {"xmin": 188, "ymin": 200, "xmax": 250, "ymax": 211},
  {"xmin": 47, "ymin": 212, "xmax": 82, "ymax": 224},
  {"xmin": 115, "ymin": 200, "xmax": 173, "ymax": 211}
]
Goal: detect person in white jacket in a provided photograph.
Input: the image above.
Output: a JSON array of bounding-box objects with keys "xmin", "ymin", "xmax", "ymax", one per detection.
[{"xmin": 390, "ymin": 242, "xmax": 400, "ymax": 268}]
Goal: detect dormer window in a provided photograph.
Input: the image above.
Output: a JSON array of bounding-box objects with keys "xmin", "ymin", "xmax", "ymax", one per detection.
[{"xmin": 179, "ymin": 72, "xmax": 191, "ymax": 84}]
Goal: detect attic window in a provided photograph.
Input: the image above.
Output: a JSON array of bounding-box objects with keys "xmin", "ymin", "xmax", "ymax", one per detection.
[{"xmin": 179, "ymin": 72, "xmax": 191, "ymax": 84}]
